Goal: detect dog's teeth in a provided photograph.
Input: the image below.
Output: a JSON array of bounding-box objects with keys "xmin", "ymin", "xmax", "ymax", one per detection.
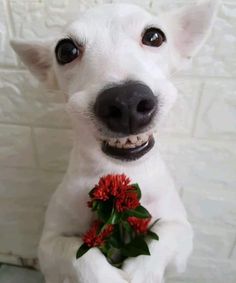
[
  {"xmin": 124, "ymin": 143, "xmax": 136, "ymax": 149},
  {"xmin": 137, "ymin": 134, "xmax": 145, "ymax": 141},
  {"xmin": 108, "ymin": 139, "xmax": 117, "ymax": 146},
  {"xmin": 103, "ymin": 132, "xmax": 153, "ymax": 150},
  {"xmin": 142, "ymin": 134, "xmax": 149, "ymax": 142},
  {"xmin": 116, "ymin": 143, "xmax": 123, "ymax": 149},
  {"xmin": 130, "ymin": 144, "xmax": 136, "ymax": 148},
  {"xmin": 119, "ymin": 137, "xmax": 127, "ymax": 145},
  {"xmin": 122, "ymin": 144, "xmax": 128, "ymax": 149},
  {"xmin": 129, "ymin": 135, "xmax": 137, "ymax": 143},
  {"xmin": 123, "ymin": 143, "xmax": 130, "ymax": 149},
  {"xmin": 136, "ymin": 139, "xmax": 144, "ymax": 146}
]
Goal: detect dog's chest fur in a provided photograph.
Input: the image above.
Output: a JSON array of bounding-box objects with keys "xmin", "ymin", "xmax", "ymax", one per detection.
[{"xmin": 49, "ymin": 145, "xmax": 175, "ymax": 235}]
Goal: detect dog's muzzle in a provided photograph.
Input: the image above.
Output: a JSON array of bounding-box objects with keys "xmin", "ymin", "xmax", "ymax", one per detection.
[{"xmin": 94, "ymin": 81, "xmax": 157, "ymax": 161}]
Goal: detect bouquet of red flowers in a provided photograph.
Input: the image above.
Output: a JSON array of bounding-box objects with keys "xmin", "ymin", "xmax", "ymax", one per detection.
[{"xmin": 76, "ymin": 174, "xmax": 159, "ymax": 268}]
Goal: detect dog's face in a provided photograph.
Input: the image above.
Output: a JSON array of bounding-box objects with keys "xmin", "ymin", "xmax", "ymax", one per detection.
[{"xmin": 11, "ymin": 1, "xmax": 219, "ymax": 162}]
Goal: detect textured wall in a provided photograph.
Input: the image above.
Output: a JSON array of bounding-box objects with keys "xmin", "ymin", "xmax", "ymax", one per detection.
[{"xmin": 0, "ymin": 0, "xmax": 236, "ymax": 282}]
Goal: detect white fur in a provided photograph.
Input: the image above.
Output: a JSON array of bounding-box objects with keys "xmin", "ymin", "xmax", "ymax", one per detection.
[{"xmin": 11, "ymin": 1, "xmax": 219, "ymax": 282}]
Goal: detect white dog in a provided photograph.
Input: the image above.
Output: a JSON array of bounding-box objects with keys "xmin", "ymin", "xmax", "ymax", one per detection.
[{"xmin": 11, "ymin": 1, "xmax": 219, "ymax": 282}]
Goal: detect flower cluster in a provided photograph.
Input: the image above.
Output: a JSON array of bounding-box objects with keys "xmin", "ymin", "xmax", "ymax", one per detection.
[
  {"xmin": 89, "ymin": 174, "xmax": 140, "ymax": 212},
  {"xmin": 127, "ymin": 217, "xmax": 151, "ymax": 234},
  {"xmin": 76, "ymin": 174, "xmax": 159, "ymax": 268},
  {"xmin": 91, "ymin": 174, "xmax": 131, "ymax": 199},
  {"xmin": 83, "ymin": 221, "xmax": 114, "ymax": 247}
]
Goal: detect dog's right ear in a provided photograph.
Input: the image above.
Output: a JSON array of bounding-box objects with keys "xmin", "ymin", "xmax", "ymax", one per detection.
[
  {"xmin": 162, "ymin": 0, "xmax": 220, "ymax": 67},
  {"xmin": 10, "ymin": 39, "xmax": 58, "ymax": 89}
]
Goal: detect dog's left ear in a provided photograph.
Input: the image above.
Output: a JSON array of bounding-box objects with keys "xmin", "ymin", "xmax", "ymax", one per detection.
[
  {"xmin": 163, "ymin": 0, "xmax": 220, "ymax": 63},
  {"xmin": 10, "ymin": 39, "xmax": 58, "ymax": 89}
]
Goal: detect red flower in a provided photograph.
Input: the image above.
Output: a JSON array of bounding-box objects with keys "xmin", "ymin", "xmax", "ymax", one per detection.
[
  {"xmin": 99, "ymin": 225, "xmax": 114, "ymax": 242},
  {"xmin": 91, "ymin": 178, "xmax": 111, "ymax": 201},
  {"xmin": 90, "ymin": 174, "xmax": 133, "ymax": 201},
  {"xmin": 127, "ymin": 217, "xmax": 151, "ymax": 234},
  {"xmin": 109, "ymin": 174, "xmax": 132, "ymax": 197},
  {"xmin": 83, "ymin": 221, "xmax": 114, "ymax": 247},
  {"xmin": 115, "ymin": 191, "xmax": 140, "ymax": 212}
]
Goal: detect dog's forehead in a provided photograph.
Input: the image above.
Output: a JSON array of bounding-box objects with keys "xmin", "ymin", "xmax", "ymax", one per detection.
[
  {"xmin": 81, "ymin": 4, "xmax": 151, "ymax": 20},
  {"xmin": 66, "ymin": 4, "xmax": 152, "ymax": 35}
]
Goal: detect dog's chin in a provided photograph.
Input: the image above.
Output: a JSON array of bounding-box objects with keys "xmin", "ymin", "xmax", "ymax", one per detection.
[{"xmin": 101, "ymin": 133, "xmax": 155, "ymax": 161}]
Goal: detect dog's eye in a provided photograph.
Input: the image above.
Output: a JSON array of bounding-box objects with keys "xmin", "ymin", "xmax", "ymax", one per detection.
[
  {"xmin": 55, "ymin": 39, "xmax": 80, "ymax": 65},
  {"xmin": 142, "ymin": 28, "xmax": 166, "ymax": 47}
]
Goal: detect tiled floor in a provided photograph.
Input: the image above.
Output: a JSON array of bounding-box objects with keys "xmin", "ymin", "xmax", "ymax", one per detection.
[{"xmin": 0, "ymin": 265, "xmax": 44, "ymax": 283}]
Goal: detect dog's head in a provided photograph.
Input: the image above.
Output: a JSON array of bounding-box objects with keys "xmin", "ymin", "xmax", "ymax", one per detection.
[{"xmin": 11, "ymin": 1, "xmax": 219, "ymax": 162}]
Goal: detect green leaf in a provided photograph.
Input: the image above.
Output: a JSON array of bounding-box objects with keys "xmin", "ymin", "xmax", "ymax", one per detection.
[
  {"xmin": 97, "ymin": 201, "xmax": 113, "ymax": 222},
  {"xmin": 126, "ymin": 206, "xmax": 151, "ymax": 219},
  {"xmin": 147, "ymin": 230, "xmax": 159, "ymax": 241},
  {"xmin": 92, "ymin": 200, "xmax": 99, "ymax": 211},
  {"xmin": 107, "ymin": 211, "xmax": 121, "ymax": 225},
  {"xmin": 122, "ymin": 221, "xmax": 132, "ymax": 234},
  {"xmin": 121, "ymin": 237, "xmax": 150, "ymax": 257},
  {"xmin": 76, "ymin": 244, "xmax": 90, "ymax": 259},
  {"xmin": 149, "ymin": 218, "xmax": 160, "ymax": 230},
  {"xmin": 120, "ymin": 222, "xmax": 133, "ymax": 245},
  {"xmin": 100, "ymin": 243, "xmax": 109, "ymax": 254},
  {"xmin": 109, "ymin": 236, "xmax": 121, "ymax": 249},
  {"xmin": 132, "ymin": 183, "xmax": 142, "ymax": 200},
  {"xmin": 89, "ymin": 187, "xmax": 96, "ymax": 198},
  {"xmin": 106, "ymin": 247, "xmax": 126, "ymax": 266}
]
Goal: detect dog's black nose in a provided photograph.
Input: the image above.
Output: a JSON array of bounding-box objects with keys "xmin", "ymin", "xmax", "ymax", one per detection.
[{"xmin": 94, "ymin": 81, "xmax": 157, "ymax": 134}]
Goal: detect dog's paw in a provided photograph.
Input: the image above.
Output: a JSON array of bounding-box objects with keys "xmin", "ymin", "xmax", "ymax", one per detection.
[
  {"xmin": 74, "ymin": 247, "xmax": 129, "ymax": 283},
  {"xmin": 130, "ymin": 273, "xmax": 162, "ymax": 283},
  {"xmin": 123, "ymin": 257, "xmax": 164, "ymax": 283},
  {"xmin": 77, "ymin": 267, "xmax": 129, "ymax": 283}
]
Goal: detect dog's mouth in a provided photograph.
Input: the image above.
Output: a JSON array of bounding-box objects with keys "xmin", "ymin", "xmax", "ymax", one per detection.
[{"xmin": 101, "ymin": 133, "xmax": 155, "ymax": 161}]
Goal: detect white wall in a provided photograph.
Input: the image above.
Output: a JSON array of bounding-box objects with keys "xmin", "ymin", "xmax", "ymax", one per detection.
[{"xmin": 0, "ymin": 0, "xmax": 235, "ymax": 282}]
